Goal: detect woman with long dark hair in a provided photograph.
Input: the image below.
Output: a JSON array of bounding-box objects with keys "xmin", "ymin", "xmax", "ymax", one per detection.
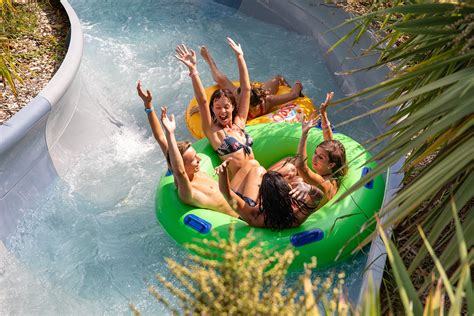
[
  {"xmin": 176, "ymin": 38, "xmax": 264, "ymax": 205},
  {"xmin": 215, "ymin": 160, "xmax": 322, "ymax": 230}
]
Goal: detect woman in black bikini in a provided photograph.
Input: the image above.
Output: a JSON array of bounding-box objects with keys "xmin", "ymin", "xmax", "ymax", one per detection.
[{"xmin": 176, "ymin": 38, "xmax": 265, "ymax": 204}]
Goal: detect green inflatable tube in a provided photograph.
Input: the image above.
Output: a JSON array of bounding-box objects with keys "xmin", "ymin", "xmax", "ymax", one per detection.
[{"xmin": 156, "ymin": 123, "xmax": 385, "ymax": 270}]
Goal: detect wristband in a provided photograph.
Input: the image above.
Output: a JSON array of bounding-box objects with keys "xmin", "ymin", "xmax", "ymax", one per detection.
[
  {"xmin": 189, "ymin": 70, "xmax": 199, "ymax": 78},
  {"xmin": 144, "ymin": 107, "xmax": 154, "ymax": 114}
]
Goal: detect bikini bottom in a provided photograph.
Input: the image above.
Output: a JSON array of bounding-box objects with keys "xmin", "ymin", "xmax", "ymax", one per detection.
[{"xmin": 233, "ymin": 190, "xmax": 257, "ymax": 207}]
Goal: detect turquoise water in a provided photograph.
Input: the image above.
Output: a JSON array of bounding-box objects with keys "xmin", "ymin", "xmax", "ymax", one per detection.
[{"xmin": 1, "ymin": 0, "xmax": 377, "ymax": 314}]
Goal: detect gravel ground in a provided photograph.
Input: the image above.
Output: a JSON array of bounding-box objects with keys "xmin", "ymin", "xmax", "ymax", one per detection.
[{"xmin": 0, "ymin": 1, "xmax": 68, "ymax": 125}]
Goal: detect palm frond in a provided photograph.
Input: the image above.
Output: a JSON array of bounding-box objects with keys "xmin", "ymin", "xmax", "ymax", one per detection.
[{"xmin": 329, "ymin": 1, "xmax": 473, "ymax": 312}]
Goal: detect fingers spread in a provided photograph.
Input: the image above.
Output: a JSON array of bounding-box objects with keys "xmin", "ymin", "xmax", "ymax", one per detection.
[
  {"xmin": 182, "ymin": 44, "xmax": 189, "ymax": 54},
  {"xmin": 176, "ymin": 44, "xmax": 185, "ymax": 55}
]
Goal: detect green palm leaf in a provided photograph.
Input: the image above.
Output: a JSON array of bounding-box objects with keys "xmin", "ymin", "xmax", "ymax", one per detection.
[
  {"xmin": 377, "ymin": 217, "xmax": 423, "ymax": 315},
  {"xmin": 329, "ymin": 2, "xmax": 473, "ymax": 312}
]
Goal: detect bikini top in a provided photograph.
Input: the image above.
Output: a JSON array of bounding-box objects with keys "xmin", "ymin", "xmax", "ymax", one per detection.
[{"xmin": 216, "ymin": 124, "xmax": 254, "ymax": 156}]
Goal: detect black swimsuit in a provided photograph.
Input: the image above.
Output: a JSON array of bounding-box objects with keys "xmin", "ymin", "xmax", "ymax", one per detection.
[
  {"xmin": 216, "ymin": 125, "xmax": 256, "ymax": 208},
  {"xmin": 216, "ymin": 125, "xmax": 253, "ymax": 156}
]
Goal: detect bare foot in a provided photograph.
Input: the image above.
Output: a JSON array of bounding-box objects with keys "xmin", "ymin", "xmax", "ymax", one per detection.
[
  {"xmin": 276, "ymin": 75, "xmax": 291, "ymax": 87},
  {"xmin": 292, "ymin": 80, "xmax": 304, "ymax": 97}
]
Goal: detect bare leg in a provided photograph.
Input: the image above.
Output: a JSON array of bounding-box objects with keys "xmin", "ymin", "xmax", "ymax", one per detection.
[
  {"xmin": 230, "ymin": 159, "xmax": 259, "ymax": 192},
  {"xmin": 229, "ymin": 159, "xmax": 264, "ymax": 202},
  {"xmin": 268, "ymin": 157, "xmax": 299, "ymax": 183},
  {"xmin": 240, "ymin": 166, "xmax": 265, "ymax": 201},
  {"xmin": 268, "ymin": 157, "xmax": 290, "ymax": 172},
  {"xmin": 261, "ymin": 75, "xmax": 289, "ymax": 95},
  {"xmin": 200, "ymin": 46, "xmax": 238, "ymax": 94}
]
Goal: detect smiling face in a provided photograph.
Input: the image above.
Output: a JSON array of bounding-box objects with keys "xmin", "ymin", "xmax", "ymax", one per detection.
[
  {"xmin": 212, "ymin": 95, "xmax": 234, "ymax": 126},
  {"xmin": 182, "ymin": 147, "xmax": 201, "ymax": 176},
  {"xmin": 312, "ymin": 147, "xmax": 335, "ymax": 176}
]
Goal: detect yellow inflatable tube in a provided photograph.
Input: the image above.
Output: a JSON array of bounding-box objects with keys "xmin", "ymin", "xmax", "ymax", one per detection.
[{"xmin": 185, "ymin": 82, "xmax": 315, "ymax": 139}]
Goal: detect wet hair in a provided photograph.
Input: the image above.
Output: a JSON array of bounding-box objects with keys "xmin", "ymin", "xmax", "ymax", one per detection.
[
  {"xmin": 258, "ymin": 171, "xmax": 298, "ymax": 231},
  {"xmin": 165, "ymin": 141, "xmax": 192, "ymax": 168},
  {"xmin": 209, "ymin": 89, "xmax": 238, "ymax": 123},
  {"xmin": 316, "ymin": 140, "xmax": 347, "ymax": 184},
  {"xmin": 237, "ymin": 84, "xmax": 268, "ymax": 108}
]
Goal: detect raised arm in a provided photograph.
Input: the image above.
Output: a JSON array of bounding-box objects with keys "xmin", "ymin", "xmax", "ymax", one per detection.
[
  {"xmin": 295, "ymin": 113, "xmax": 327, "ymax": 189},
  {"xmin": 320, "ymin": 92, "xmax": 334, "ymax": 141},
  {"xmin": 175, "ymin": 45, "xmax": 214, "ymax": 137},
  {"xmin": 161, "ymin": 107, "xmax": 193, "ymax": 203},
  {"xmin": 215, "ymin": 159, "xmax": 264, "ymax": 227},
  {"xmin": 137, "ymin": 81, "xmax": 168, "ymax": 154},
  {"xmin": 265, "ymin": 81, "xmax": 303, "ymax": 110},
  {"xmin": 227, "ymin": 37, "xmax": 251, "ymax": 127}
]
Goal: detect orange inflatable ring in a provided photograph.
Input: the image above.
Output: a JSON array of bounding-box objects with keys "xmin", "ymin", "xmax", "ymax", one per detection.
[{"xmin": 185, "ymin": 82, "xmax": 315, "ymax": 139}]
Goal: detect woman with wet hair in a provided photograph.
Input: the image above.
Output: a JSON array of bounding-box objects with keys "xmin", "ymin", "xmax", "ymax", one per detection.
[
  {"xmin": 215, "ymin": 160, "xmax": 322, "ymax": 230},
  {"xmin": 176, "ymin": 38, "xmax": 264, "ymax": 206}
]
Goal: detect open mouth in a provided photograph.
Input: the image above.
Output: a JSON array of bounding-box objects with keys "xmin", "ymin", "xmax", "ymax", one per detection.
[{"xmin": 219, "ymin": 114, "xmax": 229, "ymax": 123}]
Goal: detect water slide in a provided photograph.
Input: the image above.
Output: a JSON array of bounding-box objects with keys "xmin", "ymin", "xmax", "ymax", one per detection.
[{"xmin": 0, "ymin": 0, "xmax": 403, "ymax": 312}]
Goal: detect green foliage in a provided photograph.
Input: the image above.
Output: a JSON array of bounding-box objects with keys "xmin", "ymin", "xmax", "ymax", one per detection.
[
  {"xmin": 133, "ymin": 225, "xmax": 352, "ymax": 315},
  {"xmin": 360, "ymin": 205, "xmax": 473, "ymax": 316},
  {"xmin": 1, "ymin": 0, "xmax": 29, "ymax": 95},
  {"xmin": 133, "ymin": 215, "xmax": 471, "ymax": 315},
  {"xmin": 0, "ymin": 0, "xmax": 14, "ymax": 16},
  {"xmin": 0, "ymin": 1, "xmax": 50, "ymax": 96},
  {"xmin": 3, "ymin": 1, "xmax": 38, "ymax": 38},
  {"xmin": 1, "ymin": 0, "xmax": 17, "ymax": 94},
  {"xmin": 329, "ymin": 0, "xmax": 473, "ymax": 302},
  {"xmin": 0, "ymin": 45, "xmax": 22, "ymax": 95}
]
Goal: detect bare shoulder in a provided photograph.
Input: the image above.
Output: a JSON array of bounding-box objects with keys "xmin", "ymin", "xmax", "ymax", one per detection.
[{"xmin": 322, "ymin": 179, "xmax": 338, "ymax": 199}]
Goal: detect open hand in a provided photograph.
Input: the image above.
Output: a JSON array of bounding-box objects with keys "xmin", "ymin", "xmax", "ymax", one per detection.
[
  {"xmin": 320, "ymin": 91, "xmax": 334, "ymax": 113},
  {"xmin": 227, "ymin": 37, "xmax": 244, "ymax": 57},
  {"xmin": 175, "ymin": 44, "xmax": 197, "ymax": 70},
  {"xmin": 160, "ymin": 106, "xmax": 176, "ymax": 133},
  {"xmin": 214, "ymin": 158, "xmax": 233, "ymax": 175},
  {"xmin": 289, "ymin": 181, "xmax": 311, "ymax": 200},
  {"xmin": 137, "ymin": 81, "xmax": 152, "ymax": 104},
  {"xmin": 301, "ymin": 111, "xmax": 321, "ymax": 135}
]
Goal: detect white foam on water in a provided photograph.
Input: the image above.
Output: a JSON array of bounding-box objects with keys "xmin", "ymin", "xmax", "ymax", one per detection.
[{"xmin": 0, "ymin": 244, "xmax": 101, "ymax": 315}]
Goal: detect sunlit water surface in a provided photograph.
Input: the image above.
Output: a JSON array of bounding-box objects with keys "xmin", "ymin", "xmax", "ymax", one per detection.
[{"xmin": 1, "ymin": 0, "xmax": 378, "ymax": 314}]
